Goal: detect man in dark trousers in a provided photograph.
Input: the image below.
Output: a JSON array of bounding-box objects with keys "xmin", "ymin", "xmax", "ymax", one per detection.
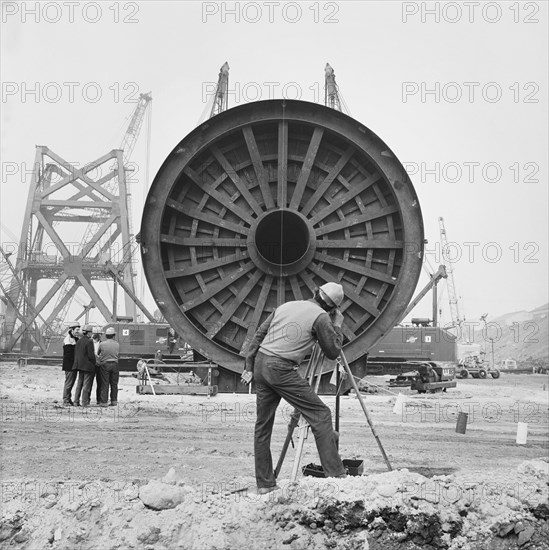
[
  {"xmin": 242, "ymin": 282, "xmax": 347, "ymax": 494},
  {"xmin": 97, "ymin": 327, "xmax": 120, "ymax": 406},
  {"xmin": 62, "ymin": 322, "xmax": 80, "ymax": 406},
  {"xmin": 73, "ymin": 324, "xmax": 96, "ymax": 407},
  {"xmin": 92, "ymin": 327, "xmax": 103, "ymax": 405}
]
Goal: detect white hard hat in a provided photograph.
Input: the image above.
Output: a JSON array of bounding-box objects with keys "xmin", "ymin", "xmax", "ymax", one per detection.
[
  {"xmin": 105, "ymin": 327, "xmax": 116, "ymax": 335},
  {"xmin": 319, "ymin": 282, "xmax": 344, "ymax": 307}
]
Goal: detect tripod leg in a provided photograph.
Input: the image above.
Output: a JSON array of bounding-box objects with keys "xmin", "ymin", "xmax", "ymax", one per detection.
[
  {"xmin": 335, "ymin": 364, "xmax": 340, "ymax": 437},
  {"xmin": 339, "ymin": 352, "xmax": 393, "ymax": 471},
  {"xmin": 274, "ymin": 409, "xmax": 300, "ymax": 478},
  {"xmin": 290, "ymin": 419, "xmax": 310, "ymax": 481}
]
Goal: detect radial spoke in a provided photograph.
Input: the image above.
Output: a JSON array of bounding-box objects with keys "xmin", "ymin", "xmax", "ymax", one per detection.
[
  {"xmin": 314, "ymin": 252, "xmax": 397, "ymax": 285},
  {"xmin": 242, "ymin": 126, "xmax": 275, "ymax": 209},
  {"xmin": 160, "ymin": 235, "xmax": 247, "ymax": 248},
  {"xmin": 289, "ymin": 127, "xmax": 324, "ymax": 209},
  {"xmin": 289, "ymin": 275, "xmax": 303, "ymax": 301},
  {"xmin": 165, "ymin": 251, "xmax": 249, "ymax": 278},
  {"xmin": 371, "ymin": 182, "xmax": 389, "ymax": 208},
  {"xmin": 277, "ymin": 276, "xmax": 286, "ymax": 306},
  {"xmin": 243, "ymin": 274, "xmax": 273, "ymax": 346},
  {"xmin": 298, "ymin": 271, "xmax": 318, "ymax": 297},
  {"xmin": 374, "ymin": 283, "xmax": 390, "ymax": 307},
  {"xmin": 210, "ymin": 145, "xmax": 262, "ymax": 216},
  {"xmin": 277, "ymin": 121, "xmax": 288, "ymax": 208},
  {"xmin": 316, "ymin": 238, "xmax": 403, "ymax": 249},
  {"xmin": 181, "ymin": 262, "xmax": 255, "ymax": 312},
  {"xmin": 309, "ymin": 173, "xmax": 381, "ymax": 225},
  {"xmin": 165, "ymin": 198, "xmax": 248, "ymax": 235},
  {"xmin": 340, "ymin": 323, "xmax": 357, "ymax": 342},
  {"xmin": 206, "ymin": 270, "xmax": 264, "ymax": 338},
  {"xmin": 301, "ymin": 146, "xmax": 355, "ymax": 216},
  {"xmin": 315, "ymin": 205, "xmax": 398, "ymax": 237},
  {"xmin": 308, "ymin": 263, "xmax": 381, "ymax": 318},
  {"xmin": 183, "ymin": 165, "xmax": 255, "ymax": 225}
]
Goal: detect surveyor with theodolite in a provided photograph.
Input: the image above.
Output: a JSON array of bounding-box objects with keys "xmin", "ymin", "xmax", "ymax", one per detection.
[
  {"xmin": 96, "ymin": 327, "xmax": 120, "ymax": 406},
  {"xmin": 241, "ymin": 282, "xmax": 347, "ymax": 494},
  {"xmin": 62, "ymin": 322, "xmax": 80, "ymax": 406},
  {"xmin": 73, "ymin": 324, "xmax": 97, "ymax": 407}
]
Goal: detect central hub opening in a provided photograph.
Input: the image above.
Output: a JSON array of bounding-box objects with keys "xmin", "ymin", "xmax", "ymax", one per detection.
[{"xmin": 255, "ymin": 210, "xmax": 310, "ymax": 265}]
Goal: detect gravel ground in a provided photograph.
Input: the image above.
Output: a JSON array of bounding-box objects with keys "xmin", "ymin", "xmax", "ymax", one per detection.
[{"xmin": 0, "ymin": 363, "xmax": 547, "ymax": 549}]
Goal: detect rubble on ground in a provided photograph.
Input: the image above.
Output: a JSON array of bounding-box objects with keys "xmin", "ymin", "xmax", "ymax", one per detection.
[{"xmin": 1, "ymin": 458, "xmax": 547, "ymax": 550}]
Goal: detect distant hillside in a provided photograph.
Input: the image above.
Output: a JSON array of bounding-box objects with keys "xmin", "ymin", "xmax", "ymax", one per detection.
[{"xmin": 472, "ymin": 304, "xmax": 548, "ymax": 369}]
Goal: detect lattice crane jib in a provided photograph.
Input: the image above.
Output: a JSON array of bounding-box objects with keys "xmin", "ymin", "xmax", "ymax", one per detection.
[
  {"xmin": 325, "ymin": 63, "xmax": 342, "ymax": 112},
  {"xmin": 209, "ymin": 62, "xmax": 230, "ymax": 119},
  {"xmin": 438, "ymin": 216, "xmax": 463, "ymax": 328}
]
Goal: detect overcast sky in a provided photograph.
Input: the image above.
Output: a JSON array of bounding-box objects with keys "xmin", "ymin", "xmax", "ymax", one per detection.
[{"xmin": 1, "ymin": 1, "xmax": 547, "ymax": 329}]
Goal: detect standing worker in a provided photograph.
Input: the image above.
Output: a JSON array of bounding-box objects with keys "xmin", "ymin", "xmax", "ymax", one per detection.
[
  {"xmin": 242, "ymin": 282, "xmax": 347, "ymax": 494},
  {"xmin": 62, "ymin": 322, "xmax": 80, "ymax": 406},
  {"xmin": 97, "ymin": 327, "xmax": 120, "ymax": 406},
  {"xmin": 73, "ymin": 324, "xmax": 96, "ymax": 407},
  {"xmin": 168, "ymin": 327, "xmax": 177, "ymax": 354},
  {"xmin": 92, "ymin": 327, "xmax": 103, "ymax": 405}
]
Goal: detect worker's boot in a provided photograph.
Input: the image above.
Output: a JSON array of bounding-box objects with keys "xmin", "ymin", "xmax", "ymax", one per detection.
[{"xmin": 257, "ymin": 485, "xmax": 280, "ymax": 495}]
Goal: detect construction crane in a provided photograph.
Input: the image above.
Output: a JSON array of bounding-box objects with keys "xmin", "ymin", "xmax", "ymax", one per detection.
[
  {"xmin": 209, "ymin": 62, "xmax": 229, "ymax": 118},
  {"xmin": 120, "ymin": 92, "xmax": 152, "ymax": 167},
  {"xmin": 3, "ymin": 95, "xmax": 153, "ymax": 352},
  {"xmin": 80, "ymin": 92, "xmax": 152, "ymax": 246},
  {"xmin": 49, "ymin": 93, "xmax": 152, "ymax": 333},
  {"xmin": 324, "ymin": 63, "xmax": 342, "ymax": 111},
  {"xmin": 396, "ymin": 265, "xmax": 448, "ymax": 324},
  {"xmin": 439, "ymin": 217, "xmax": 464, "ymax": 329}
]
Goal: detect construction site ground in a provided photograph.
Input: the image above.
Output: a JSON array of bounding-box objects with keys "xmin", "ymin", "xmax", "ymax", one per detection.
[{"xmin": 1, "ymin": 362, "xmax": 548, "ymax": 550}]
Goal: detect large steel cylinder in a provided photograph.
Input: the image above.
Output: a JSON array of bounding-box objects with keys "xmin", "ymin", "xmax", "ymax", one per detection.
[{"xmin": 141, "ymin": 100, "xmax": 424, "ymax": 372}]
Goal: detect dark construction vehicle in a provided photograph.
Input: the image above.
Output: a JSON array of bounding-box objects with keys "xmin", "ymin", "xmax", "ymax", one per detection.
[{"xmin": 390, "ymin": 361, "xmax": 457, "ymax": 393}]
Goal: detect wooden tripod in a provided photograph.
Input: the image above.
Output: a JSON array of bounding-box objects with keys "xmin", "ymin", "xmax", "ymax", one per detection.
[{"xmin": 274, "ymin": 346, "xmax": 392, "ymax": 480}]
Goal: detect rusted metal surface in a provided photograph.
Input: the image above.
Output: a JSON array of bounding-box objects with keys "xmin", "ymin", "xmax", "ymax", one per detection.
[{"xmin": 141, "ymin": 100, "xmax": 424, "ymax": 372}]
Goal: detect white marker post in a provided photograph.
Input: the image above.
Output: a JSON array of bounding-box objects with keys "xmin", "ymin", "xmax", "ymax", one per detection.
[{"xmin": 516, "ymin": 422, "xmax": 528, "ymax": 445}]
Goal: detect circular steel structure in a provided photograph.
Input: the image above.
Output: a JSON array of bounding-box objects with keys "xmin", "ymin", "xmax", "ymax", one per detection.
[{"xmin": 141, "ymin": 100, "xmax": 424, "ymax": 372}]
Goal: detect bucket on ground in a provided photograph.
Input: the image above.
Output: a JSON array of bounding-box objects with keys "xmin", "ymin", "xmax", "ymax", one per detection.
[{"xmin": 455, "ymin": 412, "xmax": 468, "ymax": 434}]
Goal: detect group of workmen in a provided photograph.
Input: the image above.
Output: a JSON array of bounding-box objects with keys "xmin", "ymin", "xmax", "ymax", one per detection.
[{"xmin": 61, "ymin": 322, "xmax": 120, "ymax": 407}]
